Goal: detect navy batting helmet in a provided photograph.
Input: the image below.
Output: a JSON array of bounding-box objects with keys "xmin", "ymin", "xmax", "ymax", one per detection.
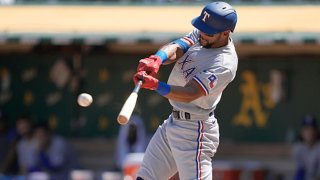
[{"xmin": 191, "ymin": 2, "xmax": 237, "ymax": 35}]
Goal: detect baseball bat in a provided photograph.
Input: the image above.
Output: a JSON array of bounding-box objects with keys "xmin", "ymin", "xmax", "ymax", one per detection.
[{"xmin": 117, "ymin": 80, "xmax": 143, "ymax": 125}]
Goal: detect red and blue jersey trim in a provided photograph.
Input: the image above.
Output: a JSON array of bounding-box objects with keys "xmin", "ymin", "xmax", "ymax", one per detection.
[
  {"xmin": 196, "ymin": 121, "xmax": 204, "ymax": 180},
  {"xmin": 183, "ymin": 37, "xmax": 195, "ymax": 46},
  {"xmin": 193, "ymin": 76, "xmax": 209, "ymax": 96}
]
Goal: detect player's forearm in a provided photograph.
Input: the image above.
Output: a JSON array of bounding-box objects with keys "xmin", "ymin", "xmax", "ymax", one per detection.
[
  {"xmin": 156, "ymin": 38, "xmax": 192, "ymax": 65},
  {"xmin": 137, "ymin": 39, "xmax": 191, "ymax": 76},
  {"xmin": 157, "ymin": 80, "xmax": 204, "ymax": 103},
  {"xmin": 158, "ymin": 43, "xmax": 184, "ymax": 65},
  {"xmin": 163, "ymin": 85, "xmax": 201, "ymax": 103}
]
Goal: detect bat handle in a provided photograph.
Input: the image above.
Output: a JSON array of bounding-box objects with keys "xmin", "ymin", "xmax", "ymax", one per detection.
[{"xmin": 133, "ymin": 80, "xmax": 143, "ymax": 93}]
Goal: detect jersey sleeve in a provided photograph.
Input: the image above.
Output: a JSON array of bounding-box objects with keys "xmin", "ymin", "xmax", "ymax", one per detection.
[
  {"xmin": 172, "ymin": 29, "xmax": 199, "ymax": 54},
  {"xmin": 183, "ymin": 29, "xmax": 200, "ymax": 46},
  {"xmin": 192, "ymin": 67, "xmax": 233, "ymax": 96}
]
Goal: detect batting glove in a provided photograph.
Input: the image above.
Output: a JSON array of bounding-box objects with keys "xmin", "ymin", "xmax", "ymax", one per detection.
[
  {"xmin": 137, "ymin": 55, "xmax": 162, "ymax": 77},
  {"xmin": 133, "ymin": 71, "xmax": 159, "ymax": 90}
]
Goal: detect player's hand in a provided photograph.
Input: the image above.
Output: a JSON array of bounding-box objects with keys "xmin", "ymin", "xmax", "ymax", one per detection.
[
  {"xmin": 133, "ymin": 71, "xmax": 159, "ymax": 90},
  {"xmin": 137, "ymin": 55, "xmax": 162, "ymax": 77}
]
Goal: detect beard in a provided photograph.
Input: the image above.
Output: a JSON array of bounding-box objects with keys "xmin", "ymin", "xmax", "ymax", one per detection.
[
  {"xmin": 199, "ymin": 33, "xmax": 225, "ymax": 49},
  {"xmin": 203, "ymin": 44, "xmax": 212, "ymax": 49},
  {"xmin": 200, "ymin": 38, "xmax": 214, "ymax": 49}
]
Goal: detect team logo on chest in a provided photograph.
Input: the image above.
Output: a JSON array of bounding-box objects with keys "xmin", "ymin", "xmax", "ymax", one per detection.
[
  {"xmin": 178, "ymin": 53, "xmax": 197, "ymax": 79},
  {"xmin": 183, "ymin": 67, "xmax": 196, "ymax": 79},
  {"xmin": 178, "ymin": 53, "xmax": 192, "ymax": 70}
]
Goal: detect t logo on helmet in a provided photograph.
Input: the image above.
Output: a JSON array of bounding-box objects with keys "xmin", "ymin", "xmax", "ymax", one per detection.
[{"xmin": 202, "ymin": 11, "xmax": 210, "ymax": 22}]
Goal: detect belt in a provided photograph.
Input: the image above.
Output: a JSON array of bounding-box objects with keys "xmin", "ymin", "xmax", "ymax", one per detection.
[{"xmin": 172, "ymin": 110, "xmax": 214, "ymax": 120}]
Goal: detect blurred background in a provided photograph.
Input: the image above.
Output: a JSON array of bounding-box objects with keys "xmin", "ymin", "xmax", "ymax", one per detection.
[{"xmin": 0, "ymin": 0, "xmax": 319, "ymax": 180}]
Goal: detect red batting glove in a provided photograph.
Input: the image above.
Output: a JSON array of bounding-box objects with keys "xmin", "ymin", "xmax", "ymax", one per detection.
[
  {"xmin": 133, "ymin": 71, "xmax": 159, "ymax": 90},
  {"xmin": 137, "ymin": 55, "xmax": 162, "ymax": 77}
]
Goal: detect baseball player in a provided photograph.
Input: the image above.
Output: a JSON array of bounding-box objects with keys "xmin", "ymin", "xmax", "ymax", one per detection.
[{"xmin": 133, "ymin": 2, "xmax": 238, "ymax": 179}]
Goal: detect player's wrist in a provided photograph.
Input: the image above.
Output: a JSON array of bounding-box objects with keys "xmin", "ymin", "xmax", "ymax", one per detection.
[
  {"xmin": 154, "ymin": 50, "xmax": 168, "ymax": 64},
  {"xmin": 156, "ymin": 81, "xmax": 171, "ymax": 96}
]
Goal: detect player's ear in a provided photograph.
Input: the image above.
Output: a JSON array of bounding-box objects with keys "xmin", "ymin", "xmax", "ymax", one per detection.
[{"xmin": 222, "ymin": 30, "xmax": 230, "ymax": 36}]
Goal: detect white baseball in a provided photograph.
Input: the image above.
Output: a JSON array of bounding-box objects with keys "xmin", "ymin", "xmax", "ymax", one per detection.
[{"xmin": 77, "ymin": 93, "xmax": 93, "ymax": 107}]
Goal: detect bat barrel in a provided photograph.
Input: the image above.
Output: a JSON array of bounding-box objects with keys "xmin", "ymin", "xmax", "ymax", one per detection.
[{"xmin": 117, "ymin": 83, "xmax": 140, "ymax": 125}]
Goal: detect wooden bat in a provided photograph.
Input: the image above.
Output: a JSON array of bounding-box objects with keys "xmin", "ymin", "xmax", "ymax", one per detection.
[{"xmin": 117, "ymin": 80, "xmax": 142, "ymax": 125}]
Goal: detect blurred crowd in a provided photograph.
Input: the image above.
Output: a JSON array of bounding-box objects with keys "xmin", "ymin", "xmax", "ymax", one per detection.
[
  {"xmin": 2, "ymin": 108, "xmax": 320, "ymax": 180},
  {"xmin": 115, "ymin": 113, "xmax": 147, "ymax": 171},
  {"xmin": 0, "ymin": 111, "xmax": 79, "ymax": 179},
  {"xmin": 293, "ymin": 115, "xmax": 320, "ymax": 180},
  {"xmin": 0, "ymin": 110, "xmax": 148, "ymax": 180}
]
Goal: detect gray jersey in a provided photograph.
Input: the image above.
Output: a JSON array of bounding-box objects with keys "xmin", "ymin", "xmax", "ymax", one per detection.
[
  {"xmin": 293, "ymin": 142, "xmax": 320, "ymax": 180},
  {"xmin": 168, "ymin": 29, "xmax": 238, "ymax": 115},
  {"xmin": 137, "ymin": 29, "xmax": 238, "ymax": 180}
]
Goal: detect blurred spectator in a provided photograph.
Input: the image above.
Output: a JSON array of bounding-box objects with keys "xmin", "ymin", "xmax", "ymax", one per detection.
[
  {"xmin": 0, "ymin": 112, "xmax": 22, "ymax": 175},
  {"xmin": 115, "ymin": 113, "xmax": 147, "ymax": 171},
  {"xmin": 292, "ymin": 115, "xmax": 320, "ymax": 180},
  {"xmin": 0, "ymin": 111, "xmax": 11, "ymax": 168},
  {"xmin": 23, "ymin": 123, "xmax": 79, "ymax": 180},
  {"xmin": 15, "ymin": 113, "xmax": 37, "ymax": 174},
  {"xmin": 0, "ymin": 111, "xmax": 18, "ymax": 174}
]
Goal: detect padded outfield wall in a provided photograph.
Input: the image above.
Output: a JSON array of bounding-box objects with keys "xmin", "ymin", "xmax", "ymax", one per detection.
[{"xmin": 0, "ymin": 49, "xmax": 319, "ymax": 142}]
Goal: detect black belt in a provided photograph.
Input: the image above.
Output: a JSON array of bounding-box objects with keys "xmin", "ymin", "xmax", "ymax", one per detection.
[{"xmin": 172, "ymin": 110, "xmax": 214, "ymax": 120}]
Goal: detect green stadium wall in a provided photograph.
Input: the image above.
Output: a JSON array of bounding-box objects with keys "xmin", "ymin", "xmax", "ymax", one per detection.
[{"xmin": 0, "ymin": 51, "xmax": 319, "ymax": 142}]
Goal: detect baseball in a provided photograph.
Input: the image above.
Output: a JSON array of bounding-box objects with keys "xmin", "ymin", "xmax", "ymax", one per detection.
[{"xmin": 77, "ymin": 93, "xmax": 93, "ymax": 107}]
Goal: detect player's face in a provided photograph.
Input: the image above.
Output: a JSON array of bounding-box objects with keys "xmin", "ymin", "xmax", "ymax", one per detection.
[
  {"xmin": 199, "ymin": 31, "xmax": 228, "ymax": 48},
  {"xmin": 301, "ymin": 126, "xmax": 317, "ymax": 144}
]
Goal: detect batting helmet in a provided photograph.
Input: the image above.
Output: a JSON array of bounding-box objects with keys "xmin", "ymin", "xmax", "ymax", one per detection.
[{"xmin": 191, "ymin": 2, "xmax": 237, "ymax": 35}]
